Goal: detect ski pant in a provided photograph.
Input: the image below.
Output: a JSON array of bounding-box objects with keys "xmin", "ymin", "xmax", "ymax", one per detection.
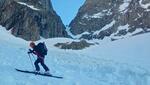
[{"xmin": 34, "ymin": 58, "xmax": 49, "ymax": 71}]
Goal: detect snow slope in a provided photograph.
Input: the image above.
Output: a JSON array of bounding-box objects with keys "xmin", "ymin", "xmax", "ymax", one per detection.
[{"xmin": 0, "ymin": 25, "xmax": 150, "ymax": 85}]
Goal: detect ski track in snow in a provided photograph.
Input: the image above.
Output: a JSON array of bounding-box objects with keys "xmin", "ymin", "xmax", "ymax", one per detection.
[{"xmin": 0, "ymin": 26, "xmax": 150, "ymax": 85}]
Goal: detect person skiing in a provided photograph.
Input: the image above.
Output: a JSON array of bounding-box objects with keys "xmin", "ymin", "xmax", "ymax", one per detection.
[{"xmin": 28, "ymin": 42, "xmax": 50, "ymax": 74}]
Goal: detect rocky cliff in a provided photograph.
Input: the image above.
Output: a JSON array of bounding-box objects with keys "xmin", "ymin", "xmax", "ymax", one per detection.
[
  {"xmin": 0, "ymin": 0, "xmax": 68, "ymax": 41},
  {"xmin": 69, "ymin": 0, "xmax": 150, "ymax": 40}
]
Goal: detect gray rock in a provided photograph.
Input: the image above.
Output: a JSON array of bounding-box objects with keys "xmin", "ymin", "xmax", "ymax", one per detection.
[
  {"xmin": 54, "ymin": 40, "xmax": 94, "ymax": 50},
  {"xmin": 0, "ymin": 0, "xmax": 68, "ymax": 41}
]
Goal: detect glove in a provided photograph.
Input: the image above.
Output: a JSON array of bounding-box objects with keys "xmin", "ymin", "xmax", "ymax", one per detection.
[
  {"xmin": 28, "ymin": 49, "xmax": 32, "ymax": 54},
  {"xmin": 29, "ymin": 49, "xmax": 32, "ymax": 52},
  {"xmin": 28, "ymin": 51, "xmax": 32, "ymax": 54}
]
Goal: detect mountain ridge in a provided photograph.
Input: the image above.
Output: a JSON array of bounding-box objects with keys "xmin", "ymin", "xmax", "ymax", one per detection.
[{"xmin": 69, "ymin": 0, "xmax": 150, "ymax": 40}]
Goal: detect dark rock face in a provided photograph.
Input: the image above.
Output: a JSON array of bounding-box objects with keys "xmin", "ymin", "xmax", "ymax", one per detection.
[
  {"xmin": 69, "ymin": 0, "xmax": 150, "ymax": 40},
  {"xmin": 0, "ymin": 0, "xmax": 68, "ymax": 41}
]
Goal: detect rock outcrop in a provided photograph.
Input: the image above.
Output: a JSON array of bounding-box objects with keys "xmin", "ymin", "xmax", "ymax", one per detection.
[{"xmin": 0, "ymin": 0, "xmax": 68, "ymax": 41}]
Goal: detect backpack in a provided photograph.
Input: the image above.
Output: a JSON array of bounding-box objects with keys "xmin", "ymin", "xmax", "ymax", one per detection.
[{"xmin": 37, "ymin": 42, "xmax": 48, "ymax": 55}]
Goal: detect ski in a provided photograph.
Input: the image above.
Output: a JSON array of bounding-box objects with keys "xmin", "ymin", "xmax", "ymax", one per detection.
[{"xmin": 15, "ymin": 68, "xmax": 63, "ymax": 79}]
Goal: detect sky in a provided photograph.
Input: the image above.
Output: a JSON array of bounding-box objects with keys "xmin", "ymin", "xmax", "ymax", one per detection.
[{"xmin": 51, "ymin": 0, "xmax": 85, "ymax": 26}]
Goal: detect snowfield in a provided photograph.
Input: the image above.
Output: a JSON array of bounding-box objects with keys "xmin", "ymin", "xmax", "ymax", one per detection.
[{"xmin": 0, "ymin": 25, "xmax": 150, "ymax": 85}]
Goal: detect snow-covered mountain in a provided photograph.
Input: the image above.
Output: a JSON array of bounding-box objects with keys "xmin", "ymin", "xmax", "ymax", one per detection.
[
  {"xmin": 69, "ymin": 0, "xmax": 150, "ymax": 40},
  {"xmin": 0, "ymin": 25, "xmax": 150, "ymax": 85},
  {"xmin": 0, "ymin": 0, "xmax": 68, "ymax": 41}
]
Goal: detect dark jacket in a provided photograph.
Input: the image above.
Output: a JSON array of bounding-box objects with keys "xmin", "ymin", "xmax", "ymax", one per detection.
[{"xmin": 31, "ymin": 46, "xmax": 44, "ymax": 59}]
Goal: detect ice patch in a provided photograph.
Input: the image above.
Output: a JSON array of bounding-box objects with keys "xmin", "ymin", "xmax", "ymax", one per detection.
[
  {"xmin": 93, "ymin": 20, "xmax": 116, "ymax": 35},
  {"xmin": 118, "ymin": 24, "xmax": 130, "ymax": 31},
  {"xmin": 139, "ymin": 0, "xmax": 150, "ymax": 11},
  {"xmin": 111, "ymin": 27, "xmax": 144, "ymax": 40},
  {"xmin": 65, "ymin": 26, "xmax": 90, "ymax": 39},
  {"xmin": 17, "ymin": 2, "xmax": 40, "ymax": 10},
  {"xmin": 83, "ymin": 9, "xmax": 112, "ymax": 19},
  {"xmin": 119, "ymin": 0, "xmax": 132, "ymax": 13},
  {"xmin": 147, "ymin": 29, "xmax": 150, "ymax": 31}
]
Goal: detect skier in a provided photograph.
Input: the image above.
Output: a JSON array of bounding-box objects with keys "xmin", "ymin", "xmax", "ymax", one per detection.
[{"xmin": 28, "ymin": 42, "xmax": 50, "ymax": 74}]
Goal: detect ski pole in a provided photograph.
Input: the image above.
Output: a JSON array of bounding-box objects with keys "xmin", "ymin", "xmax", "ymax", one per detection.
[
  {"xmin": 31, "ymin": 53, "xmax": 36, "ymax": 61},
  {"xmin": 28, "ymin": 53, "xmax": 34, "ymax": 70}
]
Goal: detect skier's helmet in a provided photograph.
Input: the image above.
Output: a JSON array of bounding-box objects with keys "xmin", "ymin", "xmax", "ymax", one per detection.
[{"xmin": 30, "ymin": 42, "xmax": 35, "ymax": 48}]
